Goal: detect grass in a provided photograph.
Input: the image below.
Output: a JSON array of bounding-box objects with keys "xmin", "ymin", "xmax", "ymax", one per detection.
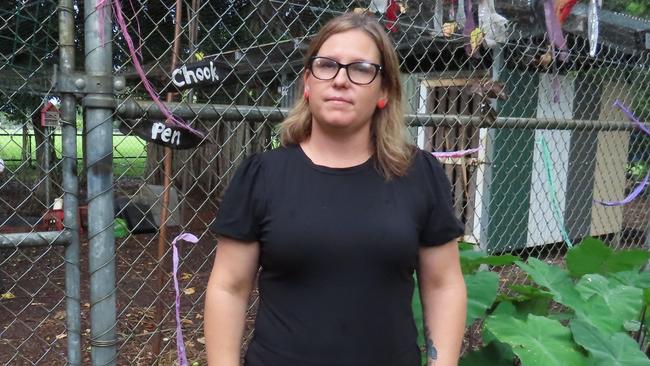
[{"xmin": 0, "ymin": 130, "xmax": 147, "ymax": 178}]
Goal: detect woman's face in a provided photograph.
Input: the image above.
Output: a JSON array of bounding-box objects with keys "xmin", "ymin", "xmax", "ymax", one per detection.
[{"xmin": 304, "ymin": 29, "xmax": 387, "ymax": 134}]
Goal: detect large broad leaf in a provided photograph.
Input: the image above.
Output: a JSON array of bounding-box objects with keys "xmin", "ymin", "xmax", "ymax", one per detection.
[
  {"xmin": 611, "ymin": 271, "xmax": 650, "ymax": 290},
  {"xmin": 460, "ymin": 251, "xmax": 486, "ymax": 273},
  {"xmin": 566, "ymin": 237, "xmax": 650, "ymax": 278},
  {"xmin": 575, "ymin": 274, "xmax": 643, "ymax": 335},
  {"xmin": 607, "ymin": 250, "xmax": 650, "ymax": 273},
  {"xmin": 461, "ymin": 250, "xmax": 518, "ymax": 274},
  {"xmin": 485, "ymin": 314, "xmax": 587, "ymax": 366},
  {"xmin": 509, "ymin": 284, "xmax": 554, "ymax": 299},
  {"xmin": 516, "ymin": 258, "xmax": 583, "ymax": 309},
  {"xmin": 460, "ymin": 341, "xmax": 514, "ymax": 366},
  {"xmin": 459, "ymin": 242, "xmax": 476, "ymax": 251},
  {"xmin": 514, "ymin": 297, "xmax": 553, "ymax": 317},
  {"xmin": 575, "ymin": 274, "xmax": 611, "ymax": 300},
  {"xmin": 411, "ymin": 275, "xmax": 425, "ymax": 366},
  {"xmin": 570, "ymin": 318, "xmax": 650, "ymax": 366},
  {"xmin": 465, "ymin": 271, "xmax": 499, "ymax": 324},
  {"xmin": 496, "ymin": 286, "xmax": 553, "ymax": 317}
]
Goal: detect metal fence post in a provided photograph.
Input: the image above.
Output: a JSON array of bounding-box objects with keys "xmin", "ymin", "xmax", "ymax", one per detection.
[
  {"xmin": 59, "ymin": 0, "xmax": 81, "ymax": 364},
  {"xmin": 84, "ymin": 0, "xmax": 117, "ymax": 364}
]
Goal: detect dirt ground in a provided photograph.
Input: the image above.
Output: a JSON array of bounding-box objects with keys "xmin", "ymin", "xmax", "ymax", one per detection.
[
  {"xmin": 1, "ymin": 183, "xmax": 649, "ymax": 365},
  {"xmin": 0, "ymin": 181, "xmax": 232, "ymax": 365}
]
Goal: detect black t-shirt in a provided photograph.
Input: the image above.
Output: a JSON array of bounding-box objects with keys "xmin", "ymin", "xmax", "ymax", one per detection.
[{"xmin": 211, "ymin": 144, "xmax": 464, "ymax": 366}]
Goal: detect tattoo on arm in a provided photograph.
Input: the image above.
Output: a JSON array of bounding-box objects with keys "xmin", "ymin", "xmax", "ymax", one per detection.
[{"xmin": 424, "ymin": 325, "xmax": 437, "ymax": 361}]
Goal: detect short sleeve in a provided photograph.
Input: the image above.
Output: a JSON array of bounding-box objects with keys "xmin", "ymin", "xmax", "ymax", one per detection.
[
  {"xmin": 210, "ymin": 154, "xmax": 265, "ymax": 242},
  {"xmin": 419, "ymin": 151, "xmax": 465, "ymax": 246}
]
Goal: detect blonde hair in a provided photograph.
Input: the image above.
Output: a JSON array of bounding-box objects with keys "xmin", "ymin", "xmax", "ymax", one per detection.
[{"xmin": 278, "ymin": 12, "xmax": 415, "ymax": 179}]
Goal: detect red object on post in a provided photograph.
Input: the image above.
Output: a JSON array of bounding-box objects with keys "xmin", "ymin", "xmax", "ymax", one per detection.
[
  {"xmin": 40, "ymin": 102, "xmax": 60, "ymax": 128},
  {"xmin": 41, "ymin": 206, "xmax": 88, "ymax": 234},
  {"xmin": 385, "ymin": 0, "xmax": 400, "ymax": 32}
]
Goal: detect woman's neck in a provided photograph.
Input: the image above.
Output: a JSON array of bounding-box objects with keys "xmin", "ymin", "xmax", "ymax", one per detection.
[{"xmin": 300, "ymin": 123, "xmax": 373, "ymax": 168}]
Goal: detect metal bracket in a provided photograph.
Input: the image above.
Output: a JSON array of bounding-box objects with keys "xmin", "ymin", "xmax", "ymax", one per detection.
[
  {"xmin": 54, "ymin": 69, "xmax": 126, "ymax": 96},
  {"xmin": 83, "ymin": 95, "xmax": 116, "ymax": 109}
]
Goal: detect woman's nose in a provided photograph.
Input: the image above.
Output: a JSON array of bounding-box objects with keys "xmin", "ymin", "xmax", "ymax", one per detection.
[{"xmin": 331, "ymin": 67, "xmax": 350, "ymax": 87}]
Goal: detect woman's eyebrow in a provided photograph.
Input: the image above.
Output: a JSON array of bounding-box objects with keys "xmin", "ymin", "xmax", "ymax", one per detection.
[{"xmin": 316, "ymin": 54, "xmax": 378, "ymax": 64}]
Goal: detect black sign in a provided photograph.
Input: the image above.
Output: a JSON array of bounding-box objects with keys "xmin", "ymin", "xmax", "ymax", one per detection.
[
  {"xmin": 119, "ymin": 120, "xmax": 208, "ymax": 150},
  {"xmin": 171, "ymin": 59, "xmax": 230, "ymax": 90}
]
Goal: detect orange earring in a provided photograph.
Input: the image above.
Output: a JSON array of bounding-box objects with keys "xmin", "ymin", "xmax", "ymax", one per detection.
[
  {"xmin": 304, "ymin": 89, "xmax": 310, "ymax": 100},
  {"xmin": 377, "ymin": 99, "xmax": 387, "ymax": 109}
]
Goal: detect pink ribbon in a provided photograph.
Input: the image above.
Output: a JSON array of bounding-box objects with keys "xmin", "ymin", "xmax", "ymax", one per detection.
[
  {"xmin": 613, "ymin": 100, "xmax": 650, "ymax": 136},
  {"xmin": 171, "ymin": 233, "xmax": 199, "ymax": 366},
  {"xmin": 95, "ymin": 0, "xmax": 110, "ymax": 47},
  {"xmin": 594, "ymin": 172, "xmax": 649, "ymax": 207},
  {"xmin": 432, "ymin": 147, "xmax": 481, "ymax": 159},
  {"xmin": 111, "ymin": 0, "xmax": 205, "ymax": 137}
]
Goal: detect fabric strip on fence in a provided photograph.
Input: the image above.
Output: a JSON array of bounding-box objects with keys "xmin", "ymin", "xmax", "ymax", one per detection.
[{"xmin": 171, "ymin": 233, "xmax": 199, "ymax": 366}]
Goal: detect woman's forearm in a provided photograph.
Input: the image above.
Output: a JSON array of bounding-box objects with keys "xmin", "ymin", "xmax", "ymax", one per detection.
[
  {"xmin": 421, "ymin": 282, "xmax": 467, "ymax": 366},
  {"xmin": 204, "ymin": 284, "xmax": 251, "ymax": 366}
]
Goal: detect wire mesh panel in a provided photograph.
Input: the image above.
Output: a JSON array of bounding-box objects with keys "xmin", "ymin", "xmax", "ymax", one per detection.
[
  {"xmin": 0, "ymin": 1, "xmax": 76, "ymax": 365},
  {"xmin": 2, "ymin": 0, "xmax": 650, "ymax": 364}
]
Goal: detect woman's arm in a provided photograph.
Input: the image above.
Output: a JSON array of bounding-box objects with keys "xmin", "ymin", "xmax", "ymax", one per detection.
[
  {"xmin": 418, "ymin": 239, "xmax": 466, "ymax": 366},
  {"xmin": 204, "ymin": 236, "xmax": 260, "ymax": 366}
]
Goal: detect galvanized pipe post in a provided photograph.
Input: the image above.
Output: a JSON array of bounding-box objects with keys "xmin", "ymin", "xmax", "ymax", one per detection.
[
  {"xmin": 59, "ymin": 0, "xmax": 81, "ymax": 364},
  {"xmin": 115, "ymin": 100, "xmax": 637, "ymax": 131},
  {"xmin": 84, "ymin": 0, "xmax": 117, "ymax": 364}
]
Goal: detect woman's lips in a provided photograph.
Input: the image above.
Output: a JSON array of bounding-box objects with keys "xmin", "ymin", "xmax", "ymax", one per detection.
[{"xmin": 326, "ymin": 96, "xmax": 353, "ymax": 104}]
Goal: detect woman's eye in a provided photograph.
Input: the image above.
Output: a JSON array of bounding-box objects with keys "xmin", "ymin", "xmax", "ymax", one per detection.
[
  {"xmin": 350, "ymin": 63, "xmax": 374, "ymax": 74},
  {"xmin": 319, "ymin": 61, "xmax": 337, "ymax": 70}
]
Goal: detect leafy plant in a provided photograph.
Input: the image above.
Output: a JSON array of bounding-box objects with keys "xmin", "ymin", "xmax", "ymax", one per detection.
[{"xmin": 459, "ymin": 237, "xmax": 650, "ymax": 366}]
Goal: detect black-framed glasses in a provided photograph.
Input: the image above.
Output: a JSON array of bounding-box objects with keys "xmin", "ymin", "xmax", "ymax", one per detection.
[{"xmin": 308, "ymin": 56, "xmax": 383, "ymax": 85}]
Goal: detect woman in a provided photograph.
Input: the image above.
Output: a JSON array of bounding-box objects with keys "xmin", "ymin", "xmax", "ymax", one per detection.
[{"xmin": 205, "ymin": 12, "xmax": 466, "ymax": 366}]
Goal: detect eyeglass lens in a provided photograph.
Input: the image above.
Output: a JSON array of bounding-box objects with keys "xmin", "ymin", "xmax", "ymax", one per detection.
[{"xmin": 311, "ymin": 57, "xmax": 379, "ymax": 85}]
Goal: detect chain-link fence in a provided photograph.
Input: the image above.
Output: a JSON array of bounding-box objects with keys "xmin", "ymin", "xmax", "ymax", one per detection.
[{"xmin": 1, "ymin": 0, "xmax": 649, "ymax": 364}]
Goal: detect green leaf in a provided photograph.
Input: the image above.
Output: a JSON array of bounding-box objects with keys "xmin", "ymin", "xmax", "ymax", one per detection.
[
  {"xmin": 460, "ymin": 341, "xmax": 514, "ymax": 366},
  {"xmin": 575, "ymin": 274, "xmax": 611, "ymax": 300},
  {"xmin": 610, "ymin": 271, "xmax": 650, "ymax": 290},
  {"xmin": 570, "ymin": 318, "xmax": 650, "ymax": 366},
  {"xmin": 575, "ymin": 274, "xmax": 643, "ymax": 334},
  {"xmin": 411, "ymin": 275, "xmax": 425, "ymax": 366},
  {"xmin": 459, "ymin": 242, "xmax": 476, "ymax": 251},
  {"xmin": 509, "ymin": 284, "xmax": 554, "ymax": 299},
  {"xmin": 477, "ymin": 254, "xmax": 519, "ymax": 266},
  {"xmin": 566, "ymin": 237, "xmax": 613, "ymax": 278},
  {"xmin": 492, "ymin": 301, "xmax": 517, "ymax": 316},
  {"xmin": 460, "ymin": 250, "xmax": 486, "ymax": 273},
  {"xmin": 624, "ymin": 320, "xmax": 642, "ymax": 332},
  {"xmin": 485, "ymin": 314, "xmax": 587, "ymax": 366},
  {"xmin": 460, "ymin": 250, "xmax": 518, "ymax": 274},
  {"xmin": 516, "ymin": 258, "xmax": 583, "ymax": 309},
  {"xmin": 566, "ymin": 237, "xmax": 650, "ymax": 278},
  {"xmin": 514, "ymin": 297, "xmax": 553, "ymax": 317},
  {"xmin": 608, "ymin": 250, "xmax": 650, "ymax": 274},
  {"xmin": 465, "ymin": 271, "xmax": 499, "ymax": 324}
]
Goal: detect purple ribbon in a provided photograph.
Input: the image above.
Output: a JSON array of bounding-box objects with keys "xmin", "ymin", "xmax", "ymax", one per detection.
[
  {"xmin": 613, "ymin": 99, "xmax": 650, "ymax": 136},
  {"xmin": 171, "ymin": 233, "xmax": 199, "ymax": 366},
  {"xmin": 543, "ymin": 0, "xmax": 569, "ymax": 61},
  {"xmin": 594, "ymin": 172, "xmax": 650, "ymax": 207},
  {"xmin": 463, "ymin": 0, "xmax": 475, "ymax": 57},
  {"xmin": 432, "ymin": 147, "xmax": 481, "ymax": 158}
]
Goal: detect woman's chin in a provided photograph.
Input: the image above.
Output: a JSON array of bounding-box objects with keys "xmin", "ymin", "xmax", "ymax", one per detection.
[{"xmin": 319, "ymin": 119, "xmax": 360, "ymax": 130}]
